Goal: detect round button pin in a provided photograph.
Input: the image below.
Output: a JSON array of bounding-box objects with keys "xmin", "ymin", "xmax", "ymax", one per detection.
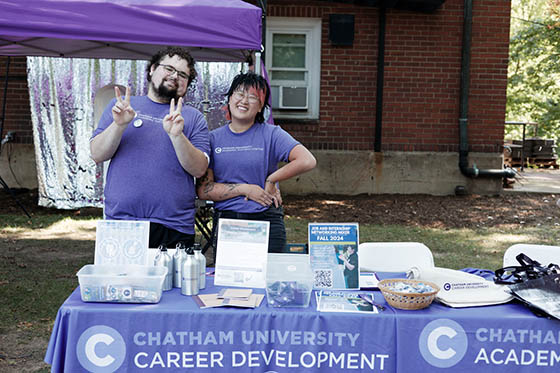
[{"xmin": 133, "ymin": 119, "xmax": 143, "ymax": 128}]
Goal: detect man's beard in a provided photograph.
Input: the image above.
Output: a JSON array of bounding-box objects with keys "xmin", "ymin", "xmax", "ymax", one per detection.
[{"xmin": 153, "ymin": 79, "xmax": 181, "ymax": 102}]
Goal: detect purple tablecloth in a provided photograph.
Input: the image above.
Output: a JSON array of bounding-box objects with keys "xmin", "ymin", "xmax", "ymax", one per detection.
[
  {"xmin": 45, "ymin": 274, "xmax": 560, "ymax": 372},
  {"xmin": 45, "ymin": 276, "xmax": 396, "ymax": 373}
]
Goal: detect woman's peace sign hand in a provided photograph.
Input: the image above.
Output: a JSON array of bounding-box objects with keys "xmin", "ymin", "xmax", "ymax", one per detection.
[
  {"xmin": 111, "ymin": 86, "xmax": 136, "ymax": 127},
  {"xmin": 163, "ymin": 97, "xmax": 185, "ymax": 137}
]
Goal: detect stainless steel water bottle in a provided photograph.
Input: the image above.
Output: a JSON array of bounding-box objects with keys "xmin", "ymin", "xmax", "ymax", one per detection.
[
  {"xmin": 154, "ymin": 244, "xmax": 173, "ymax": 291},
  {"xmin": 193, "ymin": 243, "xmax": 206, "ymax": 290},
  {"xmin": 181, "ymin": 246, "xmax": 199, "ymax": 296},
  {"xmin": 173, "ymin": 242, "xmax": 186, "ymax": 288}
]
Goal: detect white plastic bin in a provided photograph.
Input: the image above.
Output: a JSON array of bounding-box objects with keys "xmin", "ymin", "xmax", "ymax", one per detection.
[{"xmin": 77, "ymin": 264, "xmax": 167, "ymax": 303}]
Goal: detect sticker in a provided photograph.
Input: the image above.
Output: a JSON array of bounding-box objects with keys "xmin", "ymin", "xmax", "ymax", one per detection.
[{"xmin": 133, "ymin": 119, "xmax": 143, "ymax": 128}]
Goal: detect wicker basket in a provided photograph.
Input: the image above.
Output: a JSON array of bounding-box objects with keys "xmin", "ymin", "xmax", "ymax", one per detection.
[{"xmin": 378, "ymin": 279, "xmax": 440, "ymax": 310}]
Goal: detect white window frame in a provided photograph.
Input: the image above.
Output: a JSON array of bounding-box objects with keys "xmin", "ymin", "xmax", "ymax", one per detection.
[{"xmin": 266, "ymin": 17, "xmax": 321, "ymax": 120}]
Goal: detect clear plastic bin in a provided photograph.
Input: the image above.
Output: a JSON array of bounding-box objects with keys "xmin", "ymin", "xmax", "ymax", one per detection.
[
  {"xmin": 266, "ymin": 254, "xmax": 313, "ymax": 308},
  {"xmin": 77, "ymin": 264, "xmax": 167, "ymax": 303}
]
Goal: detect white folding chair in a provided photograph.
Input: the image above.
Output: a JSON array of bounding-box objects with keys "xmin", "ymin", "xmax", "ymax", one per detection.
[
  {"xmin": 358, "ymin": 242, "xmax": 434, "ymax": 272},
  {"xmin": 503, "ymin": 244, "xmax": 560, "ymax": 267}
]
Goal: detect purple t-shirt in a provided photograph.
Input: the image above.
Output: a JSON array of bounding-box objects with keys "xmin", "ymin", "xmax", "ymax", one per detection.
[
  {"xmin": 92, "ymin": 96, "xmax": 210, "ymax": 234},
  {"xmin": 209, "ymin": 122, "xmax": 299, "ymax": 213}
]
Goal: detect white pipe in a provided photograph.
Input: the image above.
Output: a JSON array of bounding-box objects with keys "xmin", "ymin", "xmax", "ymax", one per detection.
[{"xmin": 254, "ymin": 52, "xmax": 261, "ymax": 75}]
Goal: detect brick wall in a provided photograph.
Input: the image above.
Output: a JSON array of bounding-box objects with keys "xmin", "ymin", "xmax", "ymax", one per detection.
[
  {"xmin": 0, "ymin": 0, "xmax": 511, "ymax": 155},
  {"xmin": 0, "ymin": 56, "xmax": 32, "ymax": 145},
  {"xmin": 269, "ymin": 0, "xmax": 511, "ymax": 153},
  {"xmin": 468, "ymin": 1, "xmax": 511, "ymax": 153}
]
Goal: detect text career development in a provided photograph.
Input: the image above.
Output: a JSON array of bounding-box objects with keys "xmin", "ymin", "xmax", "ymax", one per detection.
[
  {"xmin": 134, "ymin": 350, "xmax": 389, "ymax": 370},
  {"xmin": 132, "ymin": 330, "xmax": 388, "ymax": 370}
]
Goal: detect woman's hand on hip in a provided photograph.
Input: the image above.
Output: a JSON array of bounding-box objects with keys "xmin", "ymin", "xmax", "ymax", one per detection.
[
  {"xmin": 265, "ymin": 180, "xmax": 282, "ymax": 207},
  {"xmin": 243, "ymin": 184, "xmax": 275, "ymax": 207}
]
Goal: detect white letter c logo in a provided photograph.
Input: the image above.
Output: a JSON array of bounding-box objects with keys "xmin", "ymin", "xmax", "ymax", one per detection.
[
  {"xmin": 77, "ymin": 325, "xmax": 126, "ymax": 372},
  {"xmin": 427, "ymin": 326, "xmax": 457, "ymax": 359},
  {"xmin": 419, "ymin": 319, "xmax": 468, "ymax": 368},
  {"xmin": 85, "ymin": 333, "xmax": 116, "ymax": 367}
]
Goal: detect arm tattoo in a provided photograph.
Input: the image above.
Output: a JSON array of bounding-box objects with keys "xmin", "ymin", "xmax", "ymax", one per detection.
[
  {"xmin": 220, "ymin": 183, "xmax": 240, "ymax": 199},
  {"xmin": 197, "ymin": 171, "xmax": 210, "ymax": 188},
  {"xmin": 203, "ymin": 182, "xmax": 215, "ymax": 194}
]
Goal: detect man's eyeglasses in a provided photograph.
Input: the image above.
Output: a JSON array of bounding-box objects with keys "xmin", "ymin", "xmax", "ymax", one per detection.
[
  {"xmin": 159, "ymin": 64, "xmax": 190, "ymax": 81},
  {"xmin": 232, "ymin": 90, "xmax": 260, "ymax": 104}
]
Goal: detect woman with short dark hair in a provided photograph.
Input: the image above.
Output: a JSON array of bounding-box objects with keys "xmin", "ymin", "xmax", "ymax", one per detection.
[{"xmin": 197, "ymin": 72, "xmax": 316, "ymax": 254}]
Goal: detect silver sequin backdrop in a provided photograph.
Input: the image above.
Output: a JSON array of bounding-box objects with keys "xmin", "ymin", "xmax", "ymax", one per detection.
[{"xmin": 27, "ymin": 57, "xmax": 244, "ymax": 209}]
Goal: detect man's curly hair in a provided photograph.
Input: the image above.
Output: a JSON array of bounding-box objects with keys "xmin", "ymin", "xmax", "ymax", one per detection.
[{"xmin": 147, "ymin": 46, "xmax": 197, "ymax": 87}]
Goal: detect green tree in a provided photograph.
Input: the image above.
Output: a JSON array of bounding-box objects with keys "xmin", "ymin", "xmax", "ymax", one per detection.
[{"xmin": 507, "ymin": 0, "xmax": 560, "ymax": 148}]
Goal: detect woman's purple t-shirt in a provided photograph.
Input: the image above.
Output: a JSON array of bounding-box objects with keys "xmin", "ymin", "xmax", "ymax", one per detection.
[{"xmin": 209, "ymin": 123, "xmax": 299, "ymax": 213}]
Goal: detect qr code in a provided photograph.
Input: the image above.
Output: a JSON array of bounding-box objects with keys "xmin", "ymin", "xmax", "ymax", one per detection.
[
  {"xmin": 234, "ymin": 271, "xmax": 244, "ymax": 283},
  {"xmin": 314, "ymin": 269, "xmax": 333, "ymax": 288}
]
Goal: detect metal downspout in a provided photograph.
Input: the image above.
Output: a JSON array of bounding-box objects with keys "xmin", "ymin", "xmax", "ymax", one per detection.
[
  {"xmin": 458, "ymin": 0, "xmax": 515, "ymax": 178},
  {"xmin": 374, "ymin": 7, "xmax": 386, "ymax": 152}
]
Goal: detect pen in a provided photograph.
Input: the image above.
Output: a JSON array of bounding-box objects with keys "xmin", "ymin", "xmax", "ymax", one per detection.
[{"xmin": 359, "ymin": 293, "xmax": 386, "ymax": 311}]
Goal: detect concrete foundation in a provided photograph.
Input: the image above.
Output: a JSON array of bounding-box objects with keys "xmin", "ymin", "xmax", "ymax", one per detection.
[
  {"xmin": 281, "ymin": 150, "xmax": 504, "ymax": 196},
  {"xmin": 1, "ymin": 145, "xmax": 504, "ymax": 196}
]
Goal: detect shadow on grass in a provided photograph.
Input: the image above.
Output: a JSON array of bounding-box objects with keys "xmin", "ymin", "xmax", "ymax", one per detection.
[
  {"xmin": 0, "ymin": 213, "xmax": 100, "ymax": 230},
  {"xmin": 0, "ymin": 234, "xmax": 95, "ymax": 372},
  {"xmin": 0, "ymin": 238, "xmax": 94, "ymax": 329}
]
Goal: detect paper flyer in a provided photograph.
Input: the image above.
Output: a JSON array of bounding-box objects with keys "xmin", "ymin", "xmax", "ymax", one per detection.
[
  {"xmin": 317, "ymin": 291, "xmax": 379, "ymax": 314},
  {"xmin": 308, "ymin": 223, "xmax": 360, "ymax": 290},
  {"xmin": 214, "ymin": 218, "xmax": 269, "ymax": 288},
  {"xmin": 359, "ymin": 272, "xmax": 380, "ymax": 289}
]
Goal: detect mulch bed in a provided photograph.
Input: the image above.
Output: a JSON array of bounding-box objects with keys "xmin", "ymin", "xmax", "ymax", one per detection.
[{"xmin": 2, "ymin": 188, "xmax": 559, "ymax": 229}]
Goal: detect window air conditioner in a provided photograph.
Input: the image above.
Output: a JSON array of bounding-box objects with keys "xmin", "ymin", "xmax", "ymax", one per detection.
[{"xmin": 271, "ymin": 86, "xmax": 308, "ymax": 110}]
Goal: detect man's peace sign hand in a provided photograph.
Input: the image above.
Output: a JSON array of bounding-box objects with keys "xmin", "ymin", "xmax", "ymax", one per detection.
[
  {"xmin": 112, "ymin": 86, "xmax": 136, "ymax": 127},
  {"xmin": 163, "ymin": 97, "xmax": 185, "ymax": 137}
]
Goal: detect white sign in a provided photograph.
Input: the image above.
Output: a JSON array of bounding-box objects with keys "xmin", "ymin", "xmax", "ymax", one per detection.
[
  {"xmin": 94, "ymin": 220, "xmax": 150, "ymax": 265},
  {"xmin": 214, "ymin": 218, "xmax": 269, "ymax": 288}
]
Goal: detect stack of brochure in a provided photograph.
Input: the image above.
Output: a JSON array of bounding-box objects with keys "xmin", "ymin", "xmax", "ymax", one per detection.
[
  {"xmin": 316, "ymin": 291, "xmax": 381, "ymax": 313},
  {"xmin": 193, "ymin": 288, "xmax": 264, "ymax": 309}
]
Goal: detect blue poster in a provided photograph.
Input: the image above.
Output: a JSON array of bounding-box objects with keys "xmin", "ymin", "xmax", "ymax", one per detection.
[{"xmin": 308, "ymin": 223, "xmax": 360, "ymax": 290}]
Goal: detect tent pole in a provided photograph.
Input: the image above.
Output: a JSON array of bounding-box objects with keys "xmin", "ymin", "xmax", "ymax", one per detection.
[
  {"xmin": 258, "ymin": 0, "xmax": 267, "ymax": 62},
  {"xmin": 254, "ymin": 53, "xmax": 261, "ymax": 75},
  {"xmin": 0, "ymin": 56, "xmax": 9, "ymax": 146}
]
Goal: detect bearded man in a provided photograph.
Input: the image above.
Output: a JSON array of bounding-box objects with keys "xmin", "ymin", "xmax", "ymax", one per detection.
[{"xmin": 90, "ymin": 47, "xmax": 209, "ymax": 248}]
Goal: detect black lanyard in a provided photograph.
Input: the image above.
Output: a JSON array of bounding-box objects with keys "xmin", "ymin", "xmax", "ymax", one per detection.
[{"xmin": 494, "ymin": 253, "xmax": 560, "ymax": 285}]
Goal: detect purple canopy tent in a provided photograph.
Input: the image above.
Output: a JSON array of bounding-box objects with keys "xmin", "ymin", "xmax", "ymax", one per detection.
[
  {"xmin": 0, "ymin": 0, "xmax": 262, "ymax": 62},
  {"xmin": 0, "ymin": 0, "xmax": 263, "ymax": 210}
]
